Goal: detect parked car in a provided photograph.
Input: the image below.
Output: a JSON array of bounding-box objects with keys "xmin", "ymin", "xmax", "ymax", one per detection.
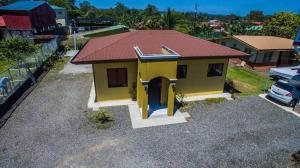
[{"xmin": 268, "ymin": 80, "xmax": 300, "ymax": 107}]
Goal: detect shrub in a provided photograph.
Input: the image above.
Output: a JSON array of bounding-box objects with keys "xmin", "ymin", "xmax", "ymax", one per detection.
[
  {"xmin": 61, "ymin": 38, "xmax": 89, "ymax": 51},
  {"xmin": 130, "ymin": 82, "xmax": 137, "ymax": 101},
  {"xmin": 89, "ymin": 108, "xmax": 114, "ymax": 129}
]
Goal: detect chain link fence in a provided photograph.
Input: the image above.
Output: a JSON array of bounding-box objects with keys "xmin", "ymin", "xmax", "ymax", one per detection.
[{"xmin": 0, "ymin": 39, "xmax": 58, "ymax": 104}]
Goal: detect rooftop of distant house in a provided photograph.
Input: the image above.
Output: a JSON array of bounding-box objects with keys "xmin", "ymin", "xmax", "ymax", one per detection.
[
  {"xmin": 72, "ymin": 30, "xmax": 247, "ymax": 64},
  {"xmin": 0, "ymin": 1, "xmax": 46, "ymax": 11},
  {"xmin": 50, "ymin": 5, "xmax": 66, "ymax": 10},
  {"xmin": 233, "ymin": 35, "xmax": 294, "ymax": 50}
]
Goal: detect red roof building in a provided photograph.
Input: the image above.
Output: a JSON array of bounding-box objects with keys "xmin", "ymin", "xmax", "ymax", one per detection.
[
  {"xmin": 0, "ymin": 16, "xmax": 6, "ymax": 27},
  {"xmin": 73, "ymin": 30, "xmax": 248, "ymax": 120},
  {"xmin": 0, "ymin": 1, "xmax": 59, "ymax": 42}
]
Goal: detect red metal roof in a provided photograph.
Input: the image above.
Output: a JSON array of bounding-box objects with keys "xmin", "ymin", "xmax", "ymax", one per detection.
[
  {"xmin": 0, "ymin": 16, "xmax": 6, "ymax": 27},
  {"xmin": 72, "ymin": 30, "xmax": 248, "ymax": 63}
]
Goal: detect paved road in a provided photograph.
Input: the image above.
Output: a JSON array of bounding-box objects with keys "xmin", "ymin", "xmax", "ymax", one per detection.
[{"xmin": 0, "ymin": 71, "xmax": 299, "ymax": 168}]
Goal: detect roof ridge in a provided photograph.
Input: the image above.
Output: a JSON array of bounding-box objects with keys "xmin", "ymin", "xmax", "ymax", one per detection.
[{"xmin": 77, "ymin": 32, "xmax": 138, "ymax": 61}]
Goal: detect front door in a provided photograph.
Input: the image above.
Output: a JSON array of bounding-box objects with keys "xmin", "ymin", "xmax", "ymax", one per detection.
[{"xmin": 148, "ymin": 77, "xmax": 162, "ymax": 106}]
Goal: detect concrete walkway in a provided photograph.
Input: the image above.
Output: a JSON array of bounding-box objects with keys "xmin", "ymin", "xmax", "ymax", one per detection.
[
  {"xmin": 183, "ymin": 93, "xmax": 233, "ymax": 102},
  {"xmin": 59, "ymin": 50, "xmax": 92, "ymax": 74},
  {"xmin": 59, "ymin": 61, "xmax": 92, "ymax": 74},
  {"xmin": 128, "ymin": 104, "xmax": 189, "ymax": 129}
]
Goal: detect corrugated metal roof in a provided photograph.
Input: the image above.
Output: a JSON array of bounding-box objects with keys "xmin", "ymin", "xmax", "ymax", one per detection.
[
  {"xmin": 50, "ymin": 5, "xmax": 65, "ymax": 10},
  {"xmin": 234, "ymin": 35, "xmax": 294, "ymax": 50},
  {"xmin": 0, "ymin": 16, "xmax": 6, "ymax": 27},
  {"xmin": 0, "ymin": 1, "xmax": 46, "ymax": 11},
  {"xmin": 73, "ymin": 30, "xmax": 248, "ymax": 64}
]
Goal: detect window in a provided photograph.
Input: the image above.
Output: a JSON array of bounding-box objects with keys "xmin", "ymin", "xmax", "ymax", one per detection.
[
  {"xmin": 107, "ymin": 68, "xmax": 128, "ymax": 88},
  {"xmin": 207, "ymin": 63, "xmax": 224, "ymax": 77},
  {"xmin": 177, "ymin": 65, "xmax": 187, "ymax": 79},
  {"xmin": 244, "ymin": 48, "xmax": 252, "ymax": 54},
  {"xmin": 263, "ymin": 52, "xmax": 273, "ymax": 63}
]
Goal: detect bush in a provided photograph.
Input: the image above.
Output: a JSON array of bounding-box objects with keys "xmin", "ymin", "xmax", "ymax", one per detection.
[
  {"xmin": 61, "ymin": 38, "xmax": 89, "ymax": 51},
  {"xmin": 130, "ymin": 82, "xmax": 137, "ymax": 101},
  {"xmin": 89, "ymin": 108, "xmax": 114, "ymax": 129}
]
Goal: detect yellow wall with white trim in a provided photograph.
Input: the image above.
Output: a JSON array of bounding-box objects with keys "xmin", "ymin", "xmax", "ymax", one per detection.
[
  {"xmin": 93, "ymin": 62, "xmax": 137, "ymax": 101},
  {"xmin": 176, "ymin": 58, "xmax": 229, "ymax": 96}
]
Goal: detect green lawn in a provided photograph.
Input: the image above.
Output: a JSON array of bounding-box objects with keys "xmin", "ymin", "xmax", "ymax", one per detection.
[
  {"xmin": 226, "ymin": 67, "xmax": 272, "ymax": 96},
  {"xmin": 83, "ymin": 25, "xmax": 129, "ymax": 38},
  {"xmin": 0, "ymin": 60, "xmax": 14, "ymax": 73}
]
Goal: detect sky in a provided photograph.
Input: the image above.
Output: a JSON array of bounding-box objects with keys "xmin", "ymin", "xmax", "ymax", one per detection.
[{"xmin": 76, "ymin": 0, "xmax": 300, "ymax": 16}]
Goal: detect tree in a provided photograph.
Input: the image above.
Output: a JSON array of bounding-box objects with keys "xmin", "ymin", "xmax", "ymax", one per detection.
[
  {"xmin": 194, "ymin": 24, "xmax": 214, "ymax": 35},
  {"xmin": 0, "ymin": 0, "xmax": 16, "ymax": 6},
  {"xmin": 0, "ymin": 38, "xmax": 36, "ymax": 63},
  {"xmin": 79, "ymin": 1, "xmax": 92, "ymax": 15},
  {"xmin": 163, "ymin": 8, "xmax": 176, "ymax": 29},
  {"xmin": 263, "ymin": 12, "xmax": 300, "ymax": 38},
  {"xmin": 247, "ymin": 10, "xmax": 264, "ymax": 21},
  {"xmin": 144, "ymin": 15, "xmax": 166, "ymax": 30},
  {"xmin": 114, "ymin": 2, "xmax": 129, "ymax": 17},
  {"xmin": 175, "ymin": 23, "xmax": 192, "ymax": 34},
  {"xmin": 144, "ymin": 4, "xmax": 159, "ymax": 17},
  {"xmin": 48, "ymin": 0, "xmax": 80, "ymax": 19}
]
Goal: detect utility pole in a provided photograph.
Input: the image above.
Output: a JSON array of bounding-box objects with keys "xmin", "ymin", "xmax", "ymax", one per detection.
[
  {"xmin": 73, "ymin": 31, "xmax": 77, "ymax": 50},
  {"xmin": 194, "ymin": 2, "xmax": 198, "ymax": 32}
]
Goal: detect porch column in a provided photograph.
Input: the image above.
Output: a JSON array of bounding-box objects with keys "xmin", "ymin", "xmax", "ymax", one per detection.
[
  {"xmin": 167, "ymin": 79, "xmax": 176, "ymax": 116},
  {"xmin": 141, "ymin": 81, "xmax": 149, "ymax": 119}
]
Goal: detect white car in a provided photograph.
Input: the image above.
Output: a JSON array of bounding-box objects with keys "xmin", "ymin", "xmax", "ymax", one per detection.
[{"xmin": 268, "ymin": 80, "xmax": 300, "ymax": 107}]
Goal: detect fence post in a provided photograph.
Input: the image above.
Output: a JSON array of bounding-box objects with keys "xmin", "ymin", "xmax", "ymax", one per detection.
[{"xmin": 7, "ymin": 68, "xmax": 15, "ymax": 88}]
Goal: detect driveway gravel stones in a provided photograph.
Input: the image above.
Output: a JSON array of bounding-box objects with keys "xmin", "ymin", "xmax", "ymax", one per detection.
[{"xmin": 0, "ymin": 72, "xmax": 299, "ymax": 168}]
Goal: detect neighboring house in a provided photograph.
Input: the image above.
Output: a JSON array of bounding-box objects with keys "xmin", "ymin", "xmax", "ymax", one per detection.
[
  {"xmin": 51, "ymin": 5, "xmax": 67, "ymax": 26},
  {"xmin": 0, "ymin": 1, "xmax": 58, "ymax": 42},
  {"xmin": 213, "ymin": 36, "xmax": 294, "ymax": 71},
  {"xmin": 208, "ymin": 19, "xmax": 224, "ymax": 33},
  {"xmin": 72, "ymin": 30, "xmax": 247, "ymax": 119}
]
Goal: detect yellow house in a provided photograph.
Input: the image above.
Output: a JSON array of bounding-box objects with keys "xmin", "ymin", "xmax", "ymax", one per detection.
[{"xmin": 72, "ymin": 30, "xmax": 247, "ymax": 119}]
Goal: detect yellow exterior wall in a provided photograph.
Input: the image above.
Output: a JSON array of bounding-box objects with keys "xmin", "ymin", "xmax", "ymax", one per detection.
[
  {"xmin": 137, "ymin": 60, "xmax": 177, "ymax": 107},
  {"xmin": 138, "ymin": 60, "xmax": 177, "ymax": 81},
  {"xmin": 137, "ymin": 60, "xmax": 178, "ymax": 118},
  {"xmin": 93, "ymin": 58, "xmax": 229, "ymax": 104},
  {"xmin": 176, "ymin": 58, "xmax": 229, "ymax": 96},
  {"xmin": 93, "ymin": 62, "xmax": 137, "ymax": 101}
]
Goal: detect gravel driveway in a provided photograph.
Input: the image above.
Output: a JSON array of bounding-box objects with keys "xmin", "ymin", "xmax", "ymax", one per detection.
[{"xmin": 0, "ymin": 71, "xmax": 299, "ymax": 168}]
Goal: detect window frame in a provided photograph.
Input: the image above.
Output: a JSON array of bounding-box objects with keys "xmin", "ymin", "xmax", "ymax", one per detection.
[
  {"xmin": 107, "ymin": 68, "xmax": 128, "ymax": 88},
  {"xmin": 207, "ymin": 63, "xmax": 224, "ymax": 77},
  {"xmin": 263, "ymin": 52, "xmax": 273, "ymax": 63},
  {"xmin": 176, "ymin": 65, "xmax": 188, "ymax": 79}
]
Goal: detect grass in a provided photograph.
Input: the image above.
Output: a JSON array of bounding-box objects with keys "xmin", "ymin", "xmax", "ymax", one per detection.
[
  {"xmin": 83, "ymin": 26, "xmax": 128, "ymax": 38},
  {"xmin": 178, "ymin": 98, "xmax": 227, "ymax": 112},
  {"xmin": 52, "ymin": 57, "xmax": 70, "ymax": 70},
  {"xmin": 0, "ymin": 60, "xmax": 14, "ymax": 72},
  {"xmin": 227, "ymin": 66, "xmax": 272, "ymax": 96},
  {"xmin": 204, "ymin": 97, "xmax": 227, "ymax": 104}
]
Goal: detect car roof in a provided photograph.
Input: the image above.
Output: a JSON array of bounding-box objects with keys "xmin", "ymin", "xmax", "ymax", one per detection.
[{"xmin": 278, "ymin": 79, "xmax": 300, "ymax": 89}]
